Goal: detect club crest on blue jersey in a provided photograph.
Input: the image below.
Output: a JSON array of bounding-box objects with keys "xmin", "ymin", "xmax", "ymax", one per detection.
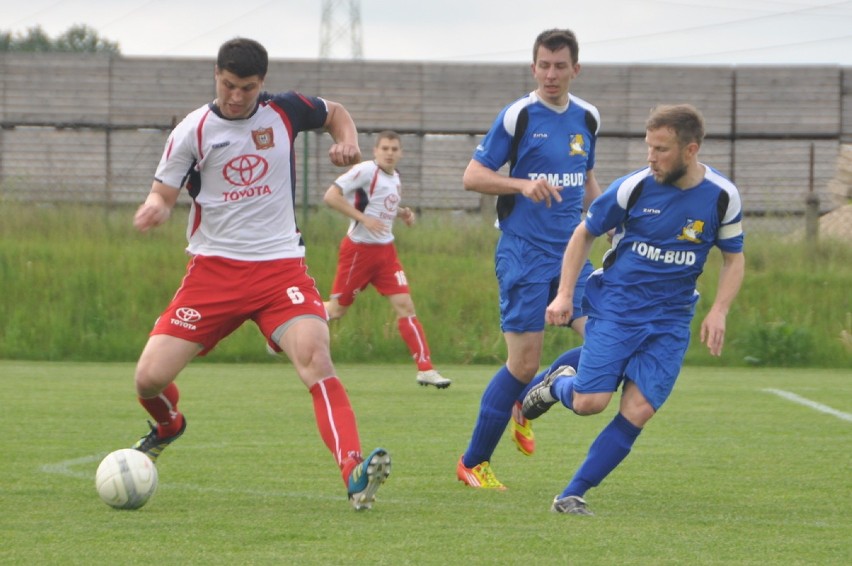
[
  {"xmin": 252, "ymin": 127, "xmax": 275, "ymax": 150},
  {"xmin": 569, "ymin": 134, "xmax": 587, "ymax": 157},
  {"xmin": 677, "ymin": 219, "xmax": 705, "ymax": 243}
]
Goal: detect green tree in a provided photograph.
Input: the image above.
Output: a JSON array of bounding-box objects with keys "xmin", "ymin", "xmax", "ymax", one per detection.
[
  {"xmin": 55, "ymin": 24, "xmax": 120, "ymax": 54},
  {"xmin": 11, "ymin": 26, "xmax": 52, "ymax": 52},
  {"xmin": 0, "ymin": 24, "xmax": 120, "ymax": 54}
]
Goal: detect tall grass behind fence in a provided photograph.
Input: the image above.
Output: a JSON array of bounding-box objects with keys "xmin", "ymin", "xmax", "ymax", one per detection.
[{"xmin": 0, "ymin": 203, "xmax": 849, "ymax": 367}]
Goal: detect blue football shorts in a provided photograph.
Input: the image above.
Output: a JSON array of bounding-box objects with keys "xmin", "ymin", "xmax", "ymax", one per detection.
[
  {"xmin": 496, "ymin": 234, "xmax": 594, "ymax": 333},
  {"xmin": 575, "ymin": 317, "xmax": 691, "ymax": 410}
]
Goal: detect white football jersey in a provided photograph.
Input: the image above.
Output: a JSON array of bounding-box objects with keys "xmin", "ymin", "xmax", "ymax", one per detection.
[
  {"xmin": 155, "ymin": 92, "xmax": 329, "ymax": 260},
  {"xmin": 334, "ymin": 160, "xmax": 401, "ymax": 244}
]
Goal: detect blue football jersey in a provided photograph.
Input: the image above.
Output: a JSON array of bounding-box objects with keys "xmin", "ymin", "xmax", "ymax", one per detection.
[
  {"xmin": 583, "ymin": 165, "xmax": 744, "ymax": 323},
  {"xmin": 473, "ymin": 91, "xmax": 600, "ymax": 258}
]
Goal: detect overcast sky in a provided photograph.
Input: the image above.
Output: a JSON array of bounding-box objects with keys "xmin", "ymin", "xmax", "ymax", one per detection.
[{"xmin": 5, "ymin": 0, "xmax": 852, "ymax": 66}]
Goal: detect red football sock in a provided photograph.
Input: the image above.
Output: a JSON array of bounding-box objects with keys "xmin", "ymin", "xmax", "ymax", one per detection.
[
  {"xmin": 397, "ymin": 315, "xmax": 433, "ymax": 371},
  {"xmin": 310, "ymin": 377, "xmax": 362, "ymax": 485},
  {"xmin": 138, "ymin": 382, "xmax": 183, "ymax": 438}
]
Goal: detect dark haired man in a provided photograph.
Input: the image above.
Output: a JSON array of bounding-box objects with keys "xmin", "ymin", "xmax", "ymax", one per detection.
[
  {"xmin": 457, "ymin": 28, "xmax": 602, "ymax": 489},
  {"xmin": 129, "ymin": 37, "xmax": 390, "ymax": 511}
]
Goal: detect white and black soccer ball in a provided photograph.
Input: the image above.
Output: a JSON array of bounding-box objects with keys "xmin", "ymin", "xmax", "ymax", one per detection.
[{"xmin": 95, "ymin": 448, "xmax": 158, "ymax": 510}]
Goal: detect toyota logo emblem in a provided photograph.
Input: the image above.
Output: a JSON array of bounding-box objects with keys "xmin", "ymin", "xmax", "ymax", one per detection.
[
  {"xmin": 223, "ymin": 154, "xmax": 269, "ymax": 186},
  {"xmin": 384, "ymin": 193, "xmax": 399, "ymax": 211},
  {"xmin": 175, "ymin": 307, "xmax": 202, "ymax": 322}
]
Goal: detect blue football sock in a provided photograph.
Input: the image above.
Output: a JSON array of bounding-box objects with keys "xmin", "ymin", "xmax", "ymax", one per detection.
[
  {"xmin": 518, "ymin": 346, "xmax": 582, "ymax": 400},
  {"xmin": 562, "ymin": 412, "xmax": 642, "ymax": 498},
  {"xmin": 463, "ymin": 366, "xmax": 526, "ymax": 467},
  {"xmin": 552, "ymin": 375, "xmax": 576, "ymax": 412}
]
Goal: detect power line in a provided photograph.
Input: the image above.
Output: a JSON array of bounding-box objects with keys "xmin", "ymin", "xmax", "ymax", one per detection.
[
  {"xmin": 628, "ymin": 31, "xmax": 852, "ymax": 64},
  {"xmin": 583, "ymin": 0, "xmax": 852, "ymax": 47},
  {"xmin": 6, "ymin": 0, "xmax": 66, "ymax": 29},
  {"xmin": 434, "ymin": 0, "xmax": 852, "ymax": 63},
  {"xmin": 138, "ymin": 0, "xmax": 279, "ymax": 56}
]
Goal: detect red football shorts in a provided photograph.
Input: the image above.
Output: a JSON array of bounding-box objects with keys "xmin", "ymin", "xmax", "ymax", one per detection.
[
  {"xmin": 150, "ymin": 255, "xmax": 326, "ymax": 355},
  {"xmin": 330, "ymin": 237, "xmax": 409, "ymax": 306}
]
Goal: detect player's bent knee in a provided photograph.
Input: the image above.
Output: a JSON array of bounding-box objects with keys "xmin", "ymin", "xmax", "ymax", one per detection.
[
  {"xmin": 571, "ymin": 394, "xmax": 610, "ymax": 415},
  {"xmin": 133, "ymin": 369, "xmax": 173, "ymax": 398},
  {"xmin": 133, "ymin": 355, "xmax": 183, "ymax": 397}
]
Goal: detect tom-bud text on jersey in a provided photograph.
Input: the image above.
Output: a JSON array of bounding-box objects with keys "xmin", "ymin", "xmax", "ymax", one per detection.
[
  {"xmin": 526, "ymin": 172, "xmax": 586, "ymax": 187},
  {"xmin": 631, "ymin": 242, "xmax": 697, "ymax": 266}
]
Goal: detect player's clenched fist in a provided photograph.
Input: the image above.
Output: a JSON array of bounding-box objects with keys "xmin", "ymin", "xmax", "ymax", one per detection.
[
  {"xmin": 328, "ymin": 143, "xmax": 361, "ymax": 167},
  {"xmin": 545, "ymin": 294, "xmax": 574, "ymax": 326}
]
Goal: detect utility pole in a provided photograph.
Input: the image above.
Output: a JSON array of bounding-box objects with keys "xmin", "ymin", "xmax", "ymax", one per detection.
[{"xmin": 319, "ymin": 0, "xmax": 363, "ymax": 59}]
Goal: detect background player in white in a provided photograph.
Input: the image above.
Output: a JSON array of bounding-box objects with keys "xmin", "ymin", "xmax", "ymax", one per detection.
[
  {"xmin": 457, "ymin": 29, "xmax": 602, "ymax": 489},
  {"xmin": 522, "ymin": 104, "xmax": 746, "ymax": 515},
  {"xmin": 323, "ymin": 130, "xmax": 451, "ymax": 388},
  {"xmin": 129, "ymin": 37, "xmax": 390, "ymax": 511}
]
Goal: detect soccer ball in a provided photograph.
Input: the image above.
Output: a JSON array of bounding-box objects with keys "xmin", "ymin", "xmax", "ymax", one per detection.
[{"xmin": 95, "ymin": 448, "xmax": 159, "ymax": 510}]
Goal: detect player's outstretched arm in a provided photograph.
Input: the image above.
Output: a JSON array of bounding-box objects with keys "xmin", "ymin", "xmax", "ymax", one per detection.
[{"xmin": 700, "ymin": 251, "xmax": 745, "ymax": 356}]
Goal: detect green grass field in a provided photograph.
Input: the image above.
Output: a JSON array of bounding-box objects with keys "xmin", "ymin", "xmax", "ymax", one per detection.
[{"xmin": 2, "ymin": 361, "xmax": 849, "ymax": 565}]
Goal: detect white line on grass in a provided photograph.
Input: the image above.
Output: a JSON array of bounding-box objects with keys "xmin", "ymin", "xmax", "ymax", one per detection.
[
  {"xmin": 763, "ymin": 388, "xmax": 852, "ymax": 422},
  {"xmin": 40, "ymin": 453, "xmax": 106, "ymax": 478}
]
